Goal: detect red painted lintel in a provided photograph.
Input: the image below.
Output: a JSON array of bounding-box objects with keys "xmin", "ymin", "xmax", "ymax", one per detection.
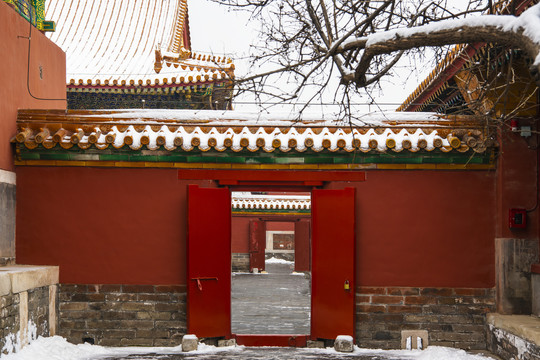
[
  {"xmin": 234, "ymin": 334, "xmax": 308, "ymax": 347},
  {"xmin": 179, "ymin": 169, "xmax": 367, "ymax": 183},
  {"xmin": 219, "ymin": 180, "xmax": 324, "ymax": 187}
]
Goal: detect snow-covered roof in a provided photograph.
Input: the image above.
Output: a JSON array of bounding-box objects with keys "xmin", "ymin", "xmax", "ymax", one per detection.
[
  {"xmin": 45, "ymin": 0, "xmax": 233, "ymax": 87},
  {"xmin": 232, "ymin": 193, "xmax": 311, "ymax": 211},
  {"xmin": 14, "ymin": 109, "xmax": 492, "ymax": 154}
]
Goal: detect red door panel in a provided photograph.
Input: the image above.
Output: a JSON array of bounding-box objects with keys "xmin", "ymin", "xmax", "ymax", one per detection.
[
  {"xmin": 311, "ymin": 188, "xmax": 356, "ymax": 340},
  {"xmin": 294, "ymin": 219, "xmax": 311, "ymax": 272},
  {"xmin": 249, "ymin": 220, "xmax": 266, "ymax": 271},
  {"xmin": 187, "ymin": 185, "xmax": 231, "ymax": 338}
]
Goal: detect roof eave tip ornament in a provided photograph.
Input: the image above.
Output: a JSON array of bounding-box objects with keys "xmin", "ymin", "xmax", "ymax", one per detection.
[
  {"xmin": 154, "ymin": 49, "xmax": 163, "ymax": 74},
  {"xmin": 179, "ymin": 47, "xmax": 191, "ymax": 60}
]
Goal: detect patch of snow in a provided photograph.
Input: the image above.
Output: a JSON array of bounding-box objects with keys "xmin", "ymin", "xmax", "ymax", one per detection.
[
  {"xmin": 82, "ymin": 109, "xmax": 445, "ymax": 127},
  {"xmin": 2, "ymin": 333, "xmax": 20, "ymax": 356},
  {"xmin": 0, "ymin": 335, "xmax": 498, "ymax": 360},
  {"xmin": 0, "ymin": 336, "xmax": 242, "ymax": 360},
  {"xmin": 266, "ymin": 257, "xmax": 294, "ymax": 264},
  {"xmin": 336, "ymin": 335, "xmax": 354, "ymax": 342},
  {"xmin": 365, "ymin": 15, "xmax": 509, "ymax": 47},
  {"xmin": 308, "ymin": 345, "xmax": 494, "ymax": 359},
  {"xmin": 2, "ymin": 321, "xmax": 40, "ymax": 356}
]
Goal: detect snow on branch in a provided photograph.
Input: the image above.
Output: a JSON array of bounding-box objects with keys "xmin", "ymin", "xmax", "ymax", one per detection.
[{"xmin": 334, "ymin": 3, "xmax": 540, "ymax": 87}]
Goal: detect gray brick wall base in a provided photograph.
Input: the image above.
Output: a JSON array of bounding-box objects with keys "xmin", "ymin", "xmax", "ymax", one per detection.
[
  {"xmin": 232, "ymin": 253, "xmax": 249, "ymax": 272},
  {"xmin": 356, "ymin": 287, "xmax": 495, "ymax": 350},
  {"xmin": 59, "ymin": 284, "xmax": 186, "ymax": 346}
]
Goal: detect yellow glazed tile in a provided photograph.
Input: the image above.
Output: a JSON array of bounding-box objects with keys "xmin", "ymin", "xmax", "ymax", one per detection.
[
  {"xmin": 317, "ymin": 164, "xmax": 350, "ymax": 170},
  {"xmin": 174, "ymin": 162, "xmax": 204, "ymax": 169},
  {"xmin": 260, "ymin": 164, "xmax": 290, "ymax": 169},
  {"xmin": 406, "ymin": 164, "xmax": 437, "ymax": 170},
  {"xmin": 289, "ymin": 164, "xmax": 319, "ymax": 170},
  {"xmin": 376, "ymin": 164, "xmax": 407, "ymax": 170},
  {"xmin": 115, "ymin": 161, "xmax": 146, "ymax": 168},
  {"xmin": 25, "ymin": 160, "xmax": 56, "ymax": 166},
  {"xmin": 54, "ymin": 161, "xmax": 86, "ymax": 167},
  {"xmin": 203, "ymin": 163, "xmax": 232, "ymax": 169},
  {"xmin": 231, "ymin": 164, "xmax": 261, "ymax": 169},
  {"xmin": 85, "ymin": 161, "xmax": 117, "ymax": 167}
]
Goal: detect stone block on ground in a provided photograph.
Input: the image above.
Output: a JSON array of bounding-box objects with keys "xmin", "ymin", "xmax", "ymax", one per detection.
[
  {"xmin": 218, "ymin": 338, "xmax": 237, "ymax": 347},
  {"xmin": 182, "ymin": 334, "xmax": 198, "ymax": 352},
  {"xmin": 401, "ymin": 330, "xmax": 429, "ymax": 350},
  {"xmin": 334, "ymin": 335, "xmax": 354, "ymax": 352},
  {"xmin": 307, "ymin": 340, "xmax": 324, "ymax": 348}
]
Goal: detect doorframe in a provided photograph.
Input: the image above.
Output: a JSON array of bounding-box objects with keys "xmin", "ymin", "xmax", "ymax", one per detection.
[{"xmin": 184, "ymin": 169, "xmax": 365, "ymax": 344}]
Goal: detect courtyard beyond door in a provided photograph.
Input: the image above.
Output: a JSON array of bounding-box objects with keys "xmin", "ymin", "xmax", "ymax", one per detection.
[{"xmin": 231, "ymin": 260, "xmax": 311, "ymax": 335}]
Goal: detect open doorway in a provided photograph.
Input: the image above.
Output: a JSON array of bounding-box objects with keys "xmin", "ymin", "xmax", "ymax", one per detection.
[
  {"xmin": 230, "ymin": 191, "xmax": 311, "ymax": 335},
  {"xmin": 187, "ymin": 184, "xmax": 356, "ymax": 341}
]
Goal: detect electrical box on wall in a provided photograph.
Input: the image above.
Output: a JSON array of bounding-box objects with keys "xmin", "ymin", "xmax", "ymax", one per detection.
[{"xmin": 509, "ymin": 208, "xmax": 527, "ymax": 229}]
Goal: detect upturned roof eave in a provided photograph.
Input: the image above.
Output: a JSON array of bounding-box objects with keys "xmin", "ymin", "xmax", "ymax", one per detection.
[{"xmin": 397, "ymin": 0, "xmax": 536, "ymax": 112}]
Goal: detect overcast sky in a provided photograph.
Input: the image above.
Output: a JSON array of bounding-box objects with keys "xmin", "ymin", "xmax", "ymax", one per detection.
[{"xmin": 187, "ymin": 0, "xmax": 433, "ymax": 114}]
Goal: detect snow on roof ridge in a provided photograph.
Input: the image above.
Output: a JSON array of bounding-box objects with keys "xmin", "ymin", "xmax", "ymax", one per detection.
[{"xmin": 75, "ymin": 108, "xmax": 449, "ymax": 125}]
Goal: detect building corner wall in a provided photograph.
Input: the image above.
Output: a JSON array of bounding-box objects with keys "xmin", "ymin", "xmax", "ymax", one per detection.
[
  {"xmin": 0, "ymin": 266, "xmax": 59, "ymax": 355},
  {"xmin": 495, "ymin": 127, "xmax": 540, "ymax": 316},
  {"xmin": 0, "ymin": 169, "xmax": 16, "ymax": 264}
]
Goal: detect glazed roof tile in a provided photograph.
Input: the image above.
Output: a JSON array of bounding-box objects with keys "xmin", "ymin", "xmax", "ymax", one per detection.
[
  {"xmin": 45, "ymin": 0, "xmax": 233, "ymax": 87},
  {"xmin": 14, "ymin": 109, "xmax": 493, "ymax": 154}
]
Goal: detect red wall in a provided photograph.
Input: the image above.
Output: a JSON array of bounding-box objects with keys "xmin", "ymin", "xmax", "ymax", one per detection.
[
  {"xmin": 16, "ymin": 166, "xmax": 214, "ymax": 284},
  {"xmin": 496, "ymin": 131, "xmax": 539, "ymax": 239},
  {"xmin": 326, "ymin": 170, "xmax": 497, "ymax": 288},
  {"xmin": 266, "ymin": 222, "xmax": 294, "ymax": 231},
  {"xmin": 232, "ymin": 217, "xmax": 251, "ymax": 253},
  {"xmin": 17, "ymin": 166, "xmax": 497, "ymax": 288},
  {"xmin": 0, "ymin": 2, "xmax": 66, "ymax": 170}
]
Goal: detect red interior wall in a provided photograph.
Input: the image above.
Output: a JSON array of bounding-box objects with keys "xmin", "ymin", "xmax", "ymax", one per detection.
[
  {"xmin": 16, "ymin": 166, "xmax": 214, "ymax": 285},
  {"xmin": 266, "ymin": 222, "xmax": 294, "ymax": 231},
  {"xmin": 0, "ymin": 2, "xmax": 66, "ymax": 170},
  {"xmin": 231, "ymin": 216, "xmax": 250, "ymax": 253},
  {"xmin": 325, "ymin": 170, "xmax": 496, "ymax": 288}
]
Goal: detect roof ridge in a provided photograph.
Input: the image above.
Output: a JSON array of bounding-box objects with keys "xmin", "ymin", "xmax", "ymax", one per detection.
[{"xmin": 166, "ymin": 0, "xmax": 188, "ymax": 54}]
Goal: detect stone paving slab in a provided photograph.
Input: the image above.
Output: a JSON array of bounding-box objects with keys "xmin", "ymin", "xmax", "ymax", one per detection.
[{"xmin": 231, "ymin": 262, "xmax": 310, "ymax": 335}]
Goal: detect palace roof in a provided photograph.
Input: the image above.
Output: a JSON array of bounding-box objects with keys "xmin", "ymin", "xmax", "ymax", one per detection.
[
  {"xmin": 398, "ymin": 0, "xmax": 535, "ymax": 113},
  {"xmin": 45, "ymin": 0, "xmax": 233, "ymax": 89}
]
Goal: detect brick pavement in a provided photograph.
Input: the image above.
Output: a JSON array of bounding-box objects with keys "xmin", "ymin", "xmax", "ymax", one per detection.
[{"xmin": 231, "ymin": 262, "xmax": 310, "ymax": 335}]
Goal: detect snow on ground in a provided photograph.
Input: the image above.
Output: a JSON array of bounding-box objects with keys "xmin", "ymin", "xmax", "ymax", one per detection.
[
  {"xmin": 265, "ymin": 257, "xmax": 294, "ymax": 265},
  {"xmin": 306, "ymin": 345, "xmax": 495, "ymax": 359},
  {"xmin": 0, "ymin": 337, "xmax": 496, "ymax": 360},
  {"xmin": 0, "ymin": 336, "xmax": 240, "ymax": 360}
]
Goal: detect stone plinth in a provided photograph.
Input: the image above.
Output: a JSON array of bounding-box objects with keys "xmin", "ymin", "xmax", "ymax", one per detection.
[
  {"xmin": 182, "ymin": 334, "xmax": 198, "ymax": 352},
  {"xmin": 334, "ymin": 335, "xmax": 354, "ymax": 352}
]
